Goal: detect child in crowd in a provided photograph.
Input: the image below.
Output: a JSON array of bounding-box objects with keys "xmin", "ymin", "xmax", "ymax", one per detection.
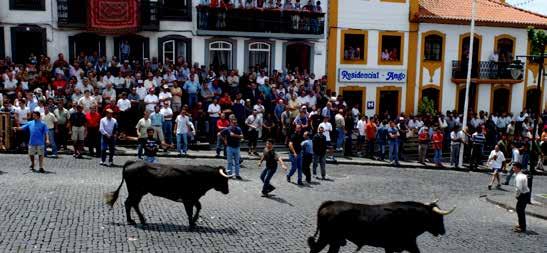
[
  {"xmin": 144, "ymin": 128, "xmax": 160, "ymax": 163},
  {"xmin": 258, "ymin": 139, "xmax": 287, "ymax": 197}
]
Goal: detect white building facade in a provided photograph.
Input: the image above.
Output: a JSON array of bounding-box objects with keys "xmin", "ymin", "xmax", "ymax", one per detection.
[
  {"xmin": 0, "ymin": 0, "xmax": 327, "ymax": 76},
  {"xmin": 327, "ymin": 0, "xmax": 411, "ymax": 116},
  {"xmin": 327, "ymin": 0, "xmax": 547, "ymax": 116}
]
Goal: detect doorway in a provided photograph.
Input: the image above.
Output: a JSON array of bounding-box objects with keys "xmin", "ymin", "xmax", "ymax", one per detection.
[
  {"xmin": 525, "ymin": 88, "xmax": 541, "ymax": 113},
  {"xmin": 114, "ymin": 35, "xmax": 150, "ymax": 63},
  {"xmin": 421, "ymin": 87, "xmax": 440, "ymax": 112},
  {"xmin": 491, "ymin": 87, "xmax": 510, "ymax": 113},
  {"xmin": 68, "ymin": 33, "xmax": 106, "ymax": 63},
  {"xmin": 340, "ymin": 86, "xmax": 366, "ymax": 114},
  {"xmin": 10, "ymin": 26, "xmax": 47, "ymax": 63},
  {"xmin": 285, "ymin": 43, "xmax": 311, "ymax": 74},
  {"xmin": 377, "ymin": 87, "xmax": 401, "ymax": 119},
  {"xmin": 457, "ymin": 83, "xmax": 477, "ymax": 114}
]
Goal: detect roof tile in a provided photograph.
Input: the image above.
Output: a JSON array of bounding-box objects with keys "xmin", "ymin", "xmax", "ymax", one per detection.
[{"xmin": 419, "ymin": 0, "xmax": 547, "ymax": 28}]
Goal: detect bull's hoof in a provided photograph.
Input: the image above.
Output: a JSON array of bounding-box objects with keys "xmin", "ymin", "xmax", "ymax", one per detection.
[{"xmin": 127, "ymin": 220, "xmax": 137, "ymax": 226}]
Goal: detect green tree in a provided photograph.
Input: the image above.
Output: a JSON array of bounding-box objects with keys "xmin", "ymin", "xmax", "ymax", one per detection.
[
  {"xmin": 528, "ymin": 27, "xmax": 547, "ymax": 62},
  {"xmin": 418, "ymin": 97, "xmax": 436, "ymax": 116}
]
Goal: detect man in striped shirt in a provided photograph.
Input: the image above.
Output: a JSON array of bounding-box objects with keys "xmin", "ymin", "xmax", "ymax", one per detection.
[{"xmin": 470, "ymin": 128, "xmax": 486, "ymax": 171}]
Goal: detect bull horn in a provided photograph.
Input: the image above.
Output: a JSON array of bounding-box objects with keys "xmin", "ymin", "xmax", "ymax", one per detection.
[
  {"xmin": 432, "ymin": 206, "xmax": 456, "ymax": 216},
  {"xmin": 427, "ymin": 199, "xmax": 440, "ymax": 205},
  {"xmin": 219, "ymin": 169, "xmax": 230, "ymax": 178}
]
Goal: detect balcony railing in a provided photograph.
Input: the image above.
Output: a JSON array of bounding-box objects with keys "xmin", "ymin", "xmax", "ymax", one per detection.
[
  {"xmin": 196, "ymin": 6, "xmax": 325, "ymax": 38},
  {"xmin": 451, "ymin": 61, "xmax": 523, "ymax": 81}
]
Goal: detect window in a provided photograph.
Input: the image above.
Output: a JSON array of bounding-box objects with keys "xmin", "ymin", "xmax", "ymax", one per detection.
[
  {"xmin": 10, "ymin": 0, "xmax": 45, "ymax": 10},
  {"xmin": 424, "ymin": 34, "xmax": 443, "ymax": 61},
  {"xmin": 496, "ymin": 37, "xmax": 514, "ymax": 63},
  {"xmin": 379, "ymin": 32, "xmax": 404, "ymax": 65},
  {"xmin": 162, "ymin": 40, "xmax": 188, "ymax": 64},
  {"xmin": 209, "ymin": 41, "xmax": 233, "ymax": 71},
  {"xmin": 249, "ymin": 42, "xmax": 271, "ymax": 73},
  {"xmin": 341, "ymin": 30, "xmax": 367, "ymax": 64},
  {"xmin": 161, "ymin": 0, "xmax": 191, "ymax": 20},
  {"xmin": 159, "ymin": 35, "xmax": 191, "ymax": 64}
]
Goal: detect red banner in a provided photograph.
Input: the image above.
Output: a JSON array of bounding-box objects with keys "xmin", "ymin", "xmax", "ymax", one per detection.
[{"xmin": 88, "ymin": 0, "xmax": 139, "ymax": 34}]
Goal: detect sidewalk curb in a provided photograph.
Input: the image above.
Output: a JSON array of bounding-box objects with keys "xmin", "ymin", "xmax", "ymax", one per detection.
[
  {"xmin": 484, "ymin": 195, "xmax": 547, "ymax": 220},
  {"xmin": 3, "ymin": 150, "xmax": 546, "ymax": 176}
]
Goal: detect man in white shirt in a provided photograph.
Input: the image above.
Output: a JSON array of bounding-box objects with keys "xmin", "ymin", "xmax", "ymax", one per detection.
[
  {"xmin": 487, "ymin": 145, "xmax": 505, "ymax": 190},
  {"xmin": 503, "ymin": 143, "xmax": 521, "ymax": 185},
  {"xmin": 450, "ymin": 125, "xmax": 464, "ymax": 168},
  {"xmin": 78, "ymin": 90, "xmax": 97, "ymax": 113},
  {"xmin": 144, "ymin": 88, "xmax": 159, "ymax": 112},
  {"xmin": 174, "ymin": 110, "xmax": 191, "ymax": 156},
  {"xmin": 512, "ymin": 162, "xmax": 530, "ymax": 233},
  {"xmin": 116, "ymin": 92, "xmax": 131, "ymax": 137},
  {"xmin": 160, "ymin": 101, "xmax": 174, "ymax": 148},
  {"xmin": 356, "ymin": 115, "xmax": 367, "ymax": 154},
  {"xmin": 158, "ymin": 85, "xmax": 172, "ymax": 108},
  {"xmin": 318, "ymin": 116, "xmax": 335, "ymax": 160},
  {"xmin": 144, "ymin": 72, "xmax": 157, "ymax": 90},
  {"xmin": 208, "ymin": 98, "xmax": 222, "ymax": 143},
  {"xmin": 99, "ymin": 109, "xmax": 118, "ymax": 166}
]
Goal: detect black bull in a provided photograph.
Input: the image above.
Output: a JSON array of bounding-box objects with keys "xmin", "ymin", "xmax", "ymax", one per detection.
[
  {"xmin": 308, "ymin": 200, "xmax": 456, "ymax": 253},
  {"xmin": 104, "ymin": 160, "xmax": 230, "ymax": 228}
]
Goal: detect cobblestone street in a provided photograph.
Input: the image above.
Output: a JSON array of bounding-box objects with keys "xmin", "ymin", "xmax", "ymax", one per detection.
[{"xmin": 0, "ymin": 154, "xmax": 546, "ymax": 252}]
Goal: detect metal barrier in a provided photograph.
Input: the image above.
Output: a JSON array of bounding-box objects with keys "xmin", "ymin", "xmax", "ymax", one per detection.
[{"xmin": 0, "ymin": 113, "xmax": 13, "ymax": 151}]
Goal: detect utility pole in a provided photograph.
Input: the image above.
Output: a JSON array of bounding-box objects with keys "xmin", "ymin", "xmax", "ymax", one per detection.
[{"xmin": 458, "ymin": 0, "xmax": 477, "ymax": 168}]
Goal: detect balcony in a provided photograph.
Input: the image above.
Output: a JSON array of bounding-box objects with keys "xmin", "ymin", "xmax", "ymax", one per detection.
[
  {"xmin": 196, "ymin": 6, "xmax": 325, "ymax": 39},
  {"xmin": 451, "ymin": 60, "xmax": 523, "ymax": 83}
]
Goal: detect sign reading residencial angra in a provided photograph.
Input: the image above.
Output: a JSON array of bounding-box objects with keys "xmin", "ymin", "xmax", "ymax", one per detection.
[{"xmin": 338, "ymin": 69, "xmax": 407, "ymax": 83}]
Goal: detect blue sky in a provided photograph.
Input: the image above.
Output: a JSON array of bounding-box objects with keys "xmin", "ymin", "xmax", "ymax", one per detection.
[{"xmin": 507, "ymin": 0, "xmax": 547, "ymax": 15}]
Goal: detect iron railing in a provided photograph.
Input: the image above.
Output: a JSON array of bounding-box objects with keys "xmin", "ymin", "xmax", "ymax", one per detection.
[
  {"xmin": 196, "ymin": 6, "xmax": 325, "ymax": 35},
  {"xmin": 451, "ymin": 60, "xmax": 523, "ymax": 80}
]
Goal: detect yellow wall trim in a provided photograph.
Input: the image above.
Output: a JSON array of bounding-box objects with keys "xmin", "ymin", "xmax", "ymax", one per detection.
[
  {"xmin": 340, "ymin": 29, "xmax": 368, "ymax": 65},
  {"xmin": 378, "ymin": 31, "xmax": 406, "ymax": 66},
  {"xmin": 405, "ymin": 23, "xmax": 418, "ymax": 114},
  {"xmin": 493, "ymin": 34, "xmax": 516, "ymax": 61},
  {"xmin": 490, "ymin": 84, "xmax": 512, "ymax": 113},
  {"xmin": 458, "ymin": 33, "xmax": 483, "ymax": 62},
  {"xmin": 326, "ymin": 0, "xmax": 338, "ymax": 93},
  {"xmin": 376, "ymin": 86, "xmax": 403, "ymax": 115},
  {"xmin": 419, "ymin": 30, "xmax": 446, "ymax": 114},
  {"xmin": 340, "ymin": 86, "xmax": 367, "ymax": 113}
]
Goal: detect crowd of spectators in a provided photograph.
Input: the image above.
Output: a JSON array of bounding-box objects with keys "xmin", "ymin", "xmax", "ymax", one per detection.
[{"xmin": 1, "ymin": 52, "xmax": 547, "ymax": 174}]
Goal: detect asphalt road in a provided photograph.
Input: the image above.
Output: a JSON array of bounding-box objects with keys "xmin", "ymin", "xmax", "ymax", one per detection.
[{"xmin": 0, "ymin": 154, "xmax": 546, "ymax": 252}]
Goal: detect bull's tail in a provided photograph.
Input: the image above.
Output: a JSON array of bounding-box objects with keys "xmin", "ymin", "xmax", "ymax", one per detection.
[
  {"xmin": 104, "ymin": 160, "xmax": 133, "ymax": 207},
  {"xmin": 308, "ymin": 201, "xmax": 334, "ymax": 249}
]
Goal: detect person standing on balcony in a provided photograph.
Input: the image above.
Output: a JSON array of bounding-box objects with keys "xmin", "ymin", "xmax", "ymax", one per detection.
[{"xmin": 489, "ymin": 50, "xmax": 499, "ymax": 78}]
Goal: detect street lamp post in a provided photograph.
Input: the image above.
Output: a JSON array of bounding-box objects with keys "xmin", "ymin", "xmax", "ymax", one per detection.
[
  {"xmin": 458, "ymin": 0, "xmax": 477, "ymax": 168},
  {"xmin": 513, "ymin": 53, "xmax": 545, "ymax": 204}
]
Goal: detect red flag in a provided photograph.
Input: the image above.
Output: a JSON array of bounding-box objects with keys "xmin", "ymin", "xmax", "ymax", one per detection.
[{"xmin": 88, "ymin": 0, "xmax": 140, "ymax": 34}]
